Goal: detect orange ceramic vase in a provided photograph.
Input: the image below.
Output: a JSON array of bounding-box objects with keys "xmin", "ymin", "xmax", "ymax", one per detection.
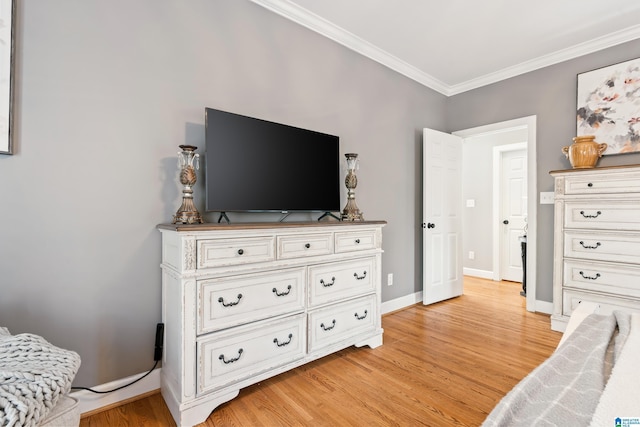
[{"xmin": 562, "ymin": 135, "xmax": 607, "ymax": 169}]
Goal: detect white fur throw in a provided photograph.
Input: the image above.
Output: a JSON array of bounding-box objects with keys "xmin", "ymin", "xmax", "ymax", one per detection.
[
  {"xmin": 0, "ymin": 328, "xmax": 81, "ymax": 427},
  {"xmin": 589, "ymin": 313, "xmax": 640, "ymax": 427}
]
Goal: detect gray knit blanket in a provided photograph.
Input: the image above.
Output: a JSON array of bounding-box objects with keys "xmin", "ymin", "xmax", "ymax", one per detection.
[
  {"xmin": 0, "ymin": 327, "xmax": 81, "ymax": 427},
  {"xmin": 482, "ymin": 311, "xmax": 631, "ymax": 426}
]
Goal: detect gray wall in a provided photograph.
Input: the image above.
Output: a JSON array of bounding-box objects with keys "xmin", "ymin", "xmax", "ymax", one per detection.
[
  {"xmin": 447, "ymin": 39, "xmax": 640, "ymax": 302},
  {"xmin": 2, "ymin": 0, "xmax": 638, "ymax": 389},
  {"xmin": 0, "ymin": 0, "xmax": 446, "ymax": 386}
]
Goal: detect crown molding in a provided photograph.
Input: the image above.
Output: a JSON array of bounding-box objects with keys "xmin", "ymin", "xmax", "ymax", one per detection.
[
  {"xmin": 448, "ymin": 24, "xmax": 640, "ymax": 95},
  {"xmin": 250, "ymin": 0, "xmax": 640, "ymax": 97},
  {"xmin": 249, "ymin": 0, "xmax": 450, "ymax": 95}
]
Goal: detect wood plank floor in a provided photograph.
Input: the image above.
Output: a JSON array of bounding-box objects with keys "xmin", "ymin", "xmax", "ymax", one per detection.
[{"xmin": 80, "ymin": 277, "xmax": 562, "ymax": 426}]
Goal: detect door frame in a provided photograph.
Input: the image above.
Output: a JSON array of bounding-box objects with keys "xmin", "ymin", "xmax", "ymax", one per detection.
[
  {"xmin": 453, "ymin": 115, "xmax": 537, "ymax": 312},
  {"xmin": 493, "ymin": 142, "xmax": 527, "ymax": 282}
]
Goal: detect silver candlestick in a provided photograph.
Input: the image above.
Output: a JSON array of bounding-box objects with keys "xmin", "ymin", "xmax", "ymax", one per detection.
[
  {"xmin": 341, "ymin": 153, "xmax": 364, "ymax": 221},
  {"xmin": 172, "ymin": 145, "xmax": 204, "ymax": 224}
]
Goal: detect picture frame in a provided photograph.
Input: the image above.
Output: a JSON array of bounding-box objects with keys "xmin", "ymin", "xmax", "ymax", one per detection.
[
  {"xmin": 0, "ymin": 0, "xmax": 14, "ymax": 155},
  {"xmin": 576, "ymin": 57, "xmax": 640, "ymax": 155}
]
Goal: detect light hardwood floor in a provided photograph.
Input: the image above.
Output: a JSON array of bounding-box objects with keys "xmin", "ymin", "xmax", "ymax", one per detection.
[{"xmin": 80, "ymin": 276, "xmax": 562, "ymax": 426}]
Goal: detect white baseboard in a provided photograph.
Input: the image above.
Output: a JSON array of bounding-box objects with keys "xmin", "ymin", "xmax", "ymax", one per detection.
[
  {"xmin": 463, "ymin": 268, "xmax": 493, "ymax": 279},
  {"xmin": 70, "ymin": 368, "xmax": 161, "ymax": 415},
  {"xmin": 535, "ymin": 300, "xmax": 553, "ymax": 315},
  {"xmin": 381, "ymin": 291, "xmax": 423, "ymax": 314}
]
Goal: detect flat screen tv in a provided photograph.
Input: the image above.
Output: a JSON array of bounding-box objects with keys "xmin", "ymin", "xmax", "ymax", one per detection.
[{"xmin": 204, "ymin": 107, "xmax": 341, "ymax": 214}]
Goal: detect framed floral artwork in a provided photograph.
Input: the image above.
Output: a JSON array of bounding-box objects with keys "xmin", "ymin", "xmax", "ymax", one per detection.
[
  {"xmin": 576, "ymin": 57, "xmax": 640, "ymax": 155},
  {"xmin": 0, "ymin": 0, "xmax": 14, "ymax": 155}
]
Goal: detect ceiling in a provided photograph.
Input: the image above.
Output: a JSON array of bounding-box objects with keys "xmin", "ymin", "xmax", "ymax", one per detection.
[{"xmin": 250, "ymin": 0, "xmax": 640, "ymax": 96}]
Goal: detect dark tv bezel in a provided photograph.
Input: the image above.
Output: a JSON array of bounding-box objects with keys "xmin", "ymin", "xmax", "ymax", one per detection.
[{"xmin": 204, "ymin": 107, "xmax": 341, "ymax": 213}]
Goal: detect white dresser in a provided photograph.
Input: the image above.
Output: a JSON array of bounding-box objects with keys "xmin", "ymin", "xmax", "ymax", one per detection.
[
  {"xmin": 551, "ymin": 165, "xmax": 640, "ymax": 332},
  {"xmin": 157, "ymin": 221, "xmax": 385, "ymax": 426}
]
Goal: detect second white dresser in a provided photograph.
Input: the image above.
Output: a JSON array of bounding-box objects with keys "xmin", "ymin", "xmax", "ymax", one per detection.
[{"xmin": 551, "ymin": 165, "xmax": 640, "ymax": 331}]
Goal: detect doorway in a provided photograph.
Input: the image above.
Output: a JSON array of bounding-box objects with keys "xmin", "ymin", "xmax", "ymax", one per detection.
[
  {"xmin": 453, "ymin": 116, "xmax": 537, "ymax": 312},
  {"xmin": 495, "ymin": 143, "xmax": 527, "ymax": 283}
]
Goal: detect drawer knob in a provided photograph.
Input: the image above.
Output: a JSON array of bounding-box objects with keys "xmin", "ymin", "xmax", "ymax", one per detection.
[
  {"xmin": 305, "ymin": 243, "xmax": 311, "ymax": 249},
  {"xmin": 354, "ymin": 271, "xmax": 367, "ymax": 280},
  {"xmin": 580, "ymin": 210, "xmax": 601, "ymax": 219},
  {"xmin": 355, "ymin": 239, "xmax": 361, "ymax": 244},
  {"xmin": 579, "ymin": 271, "xmax": 601, "ymax": 280},
  {"xmin": 219, "ymin": 348, "xmax": 243, "ymax": 364},
  {"xmin": 237, "ymin": 249, "xmax": 244, "ymax": 255},
  {"xmin": 320, "ymin": 319, "xmax": 336, "ymax": 331},
  {"xmin": 218, "ymin": 294, "xmax": 243, "ymax": 307},
  {"xmin": 354, "ymin": 310, "xmax": 368, "ymax": 320},
  {"xmin": 273, "ymin": 333, "xmax": 293, "ymax": 347},
  {"xmin": 272, "ymin": 285, "xmax": 292, "ymax": 297},
  {"xmin": 320, "ymin": 277, "xmax": 336, "ymax": 287},
  {"xmin": 587, "ymin": 183, "xmax": 593, "ymax": 187},
  {"xmin": 579, "ymin": 241, "xmax": 601, "ymax": 250}
]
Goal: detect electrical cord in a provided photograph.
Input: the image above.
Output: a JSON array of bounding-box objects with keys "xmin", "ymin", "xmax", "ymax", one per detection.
[{"xmin": 71, "ymin": 359, "xmax": 159, "ymax": 394}]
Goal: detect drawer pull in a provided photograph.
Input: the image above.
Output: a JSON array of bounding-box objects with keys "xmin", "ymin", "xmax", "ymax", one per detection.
[
  {"xmin": 237, "ymin": 249, "xmax": 244, "ymax": 255},
  {"xmin": 320, "ymin": 277, "xmax": 336, "ymax": 287},
  {"xmin": 305, "ymin": 243, "xmax": 311, "ymax": 249},
  {"xmin": 355, "ymin": 239, "xmax": 361, "ymax": 244},
  {"xmin": 354, "ymin": 310, "xmax": 368, "ymax": 320},
  {"xmin": 218, "ymin": 294, "xmax": 243, "ymax": 307},
  {"xmin": 219, "ymin": 348, "xmax": 243, "ymax": 364},
  {"xmin": 354, "ymin": 271, "xmax": 367, "ymax": 280},
  {"xmin": 273, "ymin": 333, "xmax": 293, "ymax": 347},
  {"xmin": 272, "ymin": 285, "xmax": 292, "ymax": 297},
  {"xmin": 580, "ymin": 210, "xmax": 602, "ymax": 219},
  {"xmin": 320, "ymin": 320, "xmax": 336, "ymax": 331},
  {"xmin": 579, "ymin": 241, "xmax": 601, "ymax": 249},
  {"xmin": 579, "ymin": 271, "xmax": 601, "ymax": 280}
]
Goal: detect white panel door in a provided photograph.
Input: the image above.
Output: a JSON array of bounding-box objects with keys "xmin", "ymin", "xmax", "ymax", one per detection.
[
  {"xmin": 500, "ymin": 148, "xmax": 527, "ymax": 282},
  {"xmin": 423, "ymin": 128, "xmax": 463, "ymax": 305}
]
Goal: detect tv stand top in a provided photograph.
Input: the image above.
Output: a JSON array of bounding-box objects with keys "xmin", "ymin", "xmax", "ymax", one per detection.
[{"xmin": 158, "ymin": 220, "xmax": 386, "ymax": 232}]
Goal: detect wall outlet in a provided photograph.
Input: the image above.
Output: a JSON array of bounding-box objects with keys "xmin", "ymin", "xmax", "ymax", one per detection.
[
  {"xmin": 466, "ymin": 199, "xmax": 475, "ymax": 207},
  {"xmin": 387, "ymin": 273, "xmax": 393, "ymax": 286},
  {"xmin": 468, "ymin": 251, "xmax": 475, "ymax": 260}
]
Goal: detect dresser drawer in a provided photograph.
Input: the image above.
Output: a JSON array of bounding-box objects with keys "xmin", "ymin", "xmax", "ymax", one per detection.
[
  {"xmin": 564, "ymin": 202, "xmax": 640, "ymax": 231},
  {"xmin": 564, "ymin": 231, "xmax": 640, "ymax": 264},
  {"xmin": 198, "ymin": 268, "xmax": 305, "ymax": 334},
  {"xmin": 308, "ymin": 295, "xmax": 376, "ymax": 353},
  {"xmin": 562, "ymin": 172, "xmax": 640, "ymax": 195},
  {"xmin": 277, "ymin": 233, "xmax": 333, "ymax": 259},
  {"xmin": 308, "ymin": 257, "xmax": 375, "ymax": 307},
  {"xmin": 562, "ymin": 289, "xmax": 640, "ymax": 317},
  {"xmin": 197, "ymin": 314, "xmax": 305, "ymax": 395},
  {"xmin": 198, "ymin": 236, "xmax": 275, "ymax": 268},
  {"xmin": 563, "ymin": 260, "xmax": 640, "ymax": 299},
  {"xmin": 335, "ymin": 229, "xmax": 378, "ymax": 253}
]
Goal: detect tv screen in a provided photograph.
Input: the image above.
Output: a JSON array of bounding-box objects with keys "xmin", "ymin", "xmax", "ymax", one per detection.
[{"xmin": 204, "ymin": 108, "xmax": 341, "ymax": 213}]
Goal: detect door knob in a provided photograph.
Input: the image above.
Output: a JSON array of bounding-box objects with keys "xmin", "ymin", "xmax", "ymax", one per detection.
[
  {"xmin": 427, "ymin": 223, "xmax": 435, "ymax": 229},
  {"xmin": 503, "ymin": 220, "xmax": 509, "ymax": 225}
]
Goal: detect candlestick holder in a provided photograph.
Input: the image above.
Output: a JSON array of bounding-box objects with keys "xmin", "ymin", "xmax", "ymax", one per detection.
[
  {"xmin": 172, "ymin": 144, "xmax": 204, "ymax": 224},
  {"xmin": 341, "ymin": 153, "xmax": 364, "ymax": 221}
]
